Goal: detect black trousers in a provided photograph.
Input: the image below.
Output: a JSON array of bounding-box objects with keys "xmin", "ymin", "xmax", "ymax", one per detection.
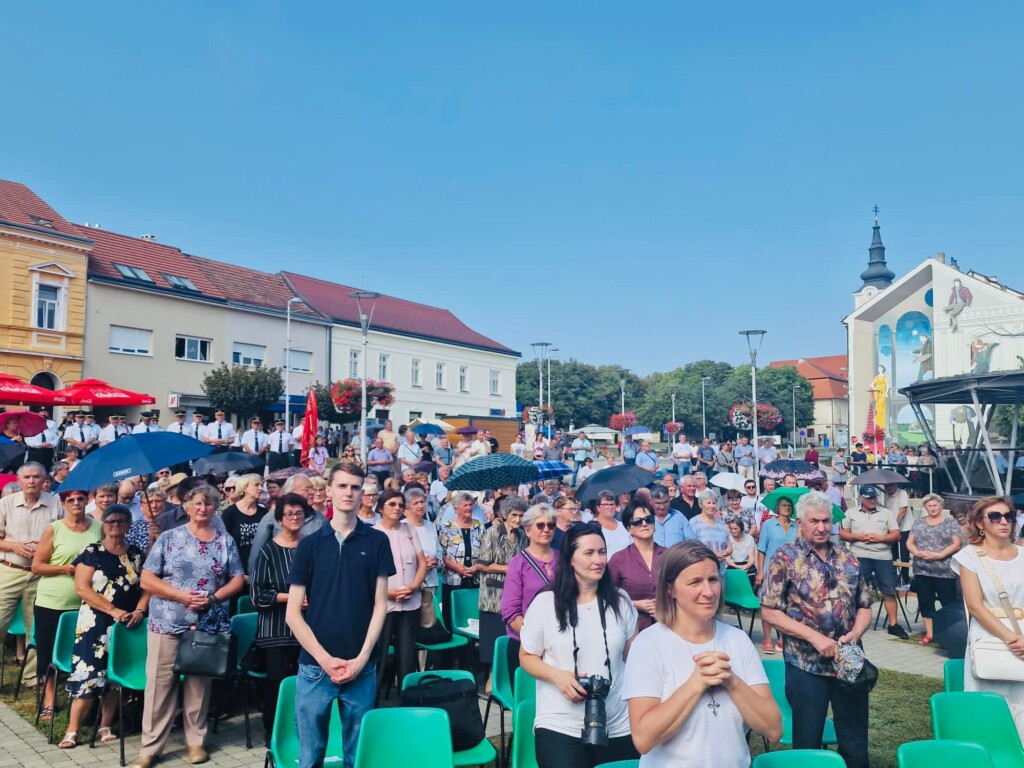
[
  {"xmin": 915, "ymin": 575, "xmax": 958, "ymax": 619},
  {"xmin": 261, "ymin": 644, "xmax": 300, "ymax": 745},
  {"xmin": 785, "ymin": 664, "xmax": 869, "ymax": 768},
  {"xmin": 507, "ymin": 637, "xmax": 521, "ymax": 692},
  {"xmin": 267, "ymin": 452, "xmax": 290, "ymax": 473},
  {"xmin": 534, "ymin": 728, "xmax": 638, "ymax": 768},
  {"xmin": 34, "ymin": 606, "xmax": 74, "ymax": 688},
  {"xmin": 376, "ymin": 609, "xmax": 419, "ymax": 695}
]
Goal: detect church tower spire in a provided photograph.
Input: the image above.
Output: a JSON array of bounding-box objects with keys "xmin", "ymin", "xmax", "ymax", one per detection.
[{"xmin": 859, "ymin": 206, "xmax": 896, "ymax": 290}]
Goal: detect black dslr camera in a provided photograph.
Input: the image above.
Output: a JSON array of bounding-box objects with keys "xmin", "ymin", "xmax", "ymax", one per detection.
[{"xmin": 577, "ymin": 675, "xmax": 612, "ymax": 747}]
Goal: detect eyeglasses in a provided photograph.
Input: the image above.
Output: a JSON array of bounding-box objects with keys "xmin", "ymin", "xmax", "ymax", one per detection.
[
  {"xmin": 531, "ymin": 521, "xmax": 556, "ymax": 531},
  {"xmin": 629, "ymin": 515, "xmax": 655, "ymax": 528},
  {"xmin": 383, "ymin": 501, "xmax": 405, "ymax": 509},
  {"xmin": 64, "ymin": 496, "xmax": 88, "ymax": 504},
  {"xmin": 987, "ymin": 511, "xmax": 1017, "ymax": 524},
  {"xmin": 104, "ymin": 519, "xmax": 130, "ymax": 526},
  {"xmin": 281, "ymin": 511, "xmax": 306, "ymax": 519},
  {"xmin": 744, "ymin": 485, "xmax": 756, "ymax": 490}
]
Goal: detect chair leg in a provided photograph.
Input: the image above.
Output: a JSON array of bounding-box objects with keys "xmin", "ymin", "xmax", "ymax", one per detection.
[
  {"xmin": 483, "ymin": 696, "xmax": 493, "ymax": 728},
  {"xmin": 90, "ymin": 688, "xmax": 106, "ymax": 748},
  {"xmin": 243, "ymin": 676, "xmax": 252, "ymax": 750},
  {"xmin": 498, "ymin": 708, "xmax": 506, "ymax": 768},
  {"xmin": 48, "ymin": 673, "xmax": 60, "ymax": 745},
  {"xmin": 119, "ymin": 688, "xmax": 127, "ymax": 767}
]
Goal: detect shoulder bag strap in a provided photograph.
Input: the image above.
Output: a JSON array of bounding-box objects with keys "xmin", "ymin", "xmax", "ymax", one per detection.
[
  {"xmin": 521, "ymin": 551, "xmax": 552, "ymax": 585},
  {"xmin": 975, "ymin": 546, "xmax": 1024, "ymax": 634}
]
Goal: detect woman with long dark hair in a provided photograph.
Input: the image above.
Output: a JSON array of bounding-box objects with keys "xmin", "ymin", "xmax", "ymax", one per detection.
[{"xmin": 520, "ymin": 521, "xmax": 639, "ymax": 768}]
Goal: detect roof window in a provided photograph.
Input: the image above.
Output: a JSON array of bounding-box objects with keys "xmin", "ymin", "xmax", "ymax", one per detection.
[
  {"xmin": 114, "ymin": 263, "xmax": 154, "ymax": 282},
  {"xmin": 163, "ymin": 273, "xmax": 199, "ymax": 292}
]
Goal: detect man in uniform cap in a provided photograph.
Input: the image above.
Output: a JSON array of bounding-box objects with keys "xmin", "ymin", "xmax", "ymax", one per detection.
[
  {"xmin": 267, "ymin": 418, "xmax": 293, "ymax": 472},
  {"xmin": 82, "ymin": 412, "xmax": 102, "ymax": 452},
  {"xmin": 63, "ymin": 412, "xmax": 92, "ymax": 454},
  {"xmin": 189, "ymin": 412, "xmax": 205, "ymax": 440},
  {"xmin": 202, "ymin": 409, "xmax": 236, "ymax": 453},
  {"xmin": 132, "ymin": 412, "xmax": 157, "ymax": 434},
  {"xmin": 240, "ymin": 417, "xmax": 269, "ymax": 473},
  {"xmin": 165, "ymin": 410, "xmax": 192, "ymax": 435},
  {"xmin": 99, "ymin": 414, "xmax": 120, "ymax": 447}
]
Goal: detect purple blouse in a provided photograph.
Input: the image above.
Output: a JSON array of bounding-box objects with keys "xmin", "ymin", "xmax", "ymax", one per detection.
[
  {"xmin": 501, "ymin": 549, "xmax": 558, "ymax": 640},
  {"xmin": 608, "ymin": 543, "xmax": 666, "ymax": 632}
]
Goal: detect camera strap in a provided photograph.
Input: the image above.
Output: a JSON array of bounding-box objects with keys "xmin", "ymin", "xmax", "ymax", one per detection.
[{"xmin": 571, "ymin": 594, "xmax": 613, "ymax": 683}]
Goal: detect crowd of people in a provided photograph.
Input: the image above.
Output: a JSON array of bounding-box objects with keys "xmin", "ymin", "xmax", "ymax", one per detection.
[{"xmin": 0, "ymin": 411, "xmax": 1022, "ymax": 768}]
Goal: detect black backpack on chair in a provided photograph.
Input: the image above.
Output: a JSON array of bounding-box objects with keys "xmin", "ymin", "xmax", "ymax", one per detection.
[{"xmin": 398, "ymin": 673, "xmax": 484, "ymax": 750}]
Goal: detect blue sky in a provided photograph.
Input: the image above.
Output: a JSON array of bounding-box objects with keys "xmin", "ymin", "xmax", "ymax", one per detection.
[{"xmin": 4, "ymin": 2, "xmax": 1023, "ymax": 374}]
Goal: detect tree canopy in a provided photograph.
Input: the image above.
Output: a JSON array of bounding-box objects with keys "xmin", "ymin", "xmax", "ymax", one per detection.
[{"xmin": 201, "ymin": 363, "xmax": 284, "ymax": 421}]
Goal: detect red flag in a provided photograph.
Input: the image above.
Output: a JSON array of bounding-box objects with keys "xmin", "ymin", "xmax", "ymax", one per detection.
[{"xmin": 300, "ymin": 389, "xmax": 319, "ymax": 469}]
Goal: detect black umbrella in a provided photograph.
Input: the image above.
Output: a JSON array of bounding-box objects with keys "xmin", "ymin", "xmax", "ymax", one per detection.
[
  {"xmin": 192, "ymin": 452, "xmax": 265, "ymax": 476},
  {"xmin": 759, "ymin": 459, "xmax": 825, "ymax": 481},
  {"xmin": 0, "ymin": 443, "xmax": 26, "ymax": 472},
  {"xmin": 576, "ymin": 464, "xmax": 655, "ymax": 505},
  {"xmin": 851, "ymin": 468, "xmax": 911, "ymax": 486}
]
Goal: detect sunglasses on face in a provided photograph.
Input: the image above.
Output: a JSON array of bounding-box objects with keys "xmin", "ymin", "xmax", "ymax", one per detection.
[
  {"xmin": 531, "ymin": 521, "xmax": 556, "ymax": 531},
  {"xmin": 987, "ymin": 511, "xmax": 1017, "ymax": 524},
  {"xmin": 745, "ymin": 485, "xmax": 756, "ymax": 490},
  {"xmin": 629, "ymin": 515, "xmax": 655, "ymax": 527}
]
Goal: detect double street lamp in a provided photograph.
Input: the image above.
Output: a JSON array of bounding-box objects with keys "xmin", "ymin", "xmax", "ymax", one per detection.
[
  {"xmin": 740, "ymin": 330, "xmax": 767, "ymax": 478},
  {"xmin": 619, "ymin": 369, "xmax": 630, "ymax": 417},
  {"xmin": 284, "ymin": 297, "xmax": 305, "ymax": 431},
  {"xmin": 349, "ymin": 290, "xmax": 381, "ymax": 466},
  {"xmin": 531, "ymin": 342, "xmax": 552, "ymax": 434}
]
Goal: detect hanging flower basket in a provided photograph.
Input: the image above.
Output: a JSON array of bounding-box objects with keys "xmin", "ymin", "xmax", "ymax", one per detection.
[
  {"xmin": 664, "ymin": 421, "xmax": 683, "ymax": 434},
  {"xmin": 728, "ymin": 402, "xmax": 782, "ymax": 432},
  {"xmin": 609, "ymin": 412, "xmax": 638, "ymax": 431},
  {"xmin": 331, "ymin": 378, "xmax": 395, "ymax": 415}
]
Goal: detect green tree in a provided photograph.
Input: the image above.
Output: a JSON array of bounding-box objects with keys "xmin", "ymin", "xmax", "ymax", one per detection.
[
  {"xmin": 308, "ymin": 382, "xmax": 345, "ymax": 424},
  {"xmin": 752, "ymin": 365, "xmax": 817, "ymax": 436},
  {"xmin": 201, "ymin": 363, "xmax": 284, "ymax": 421},
  {"xmin": 515, "ymin": 359, "xmax": 643, "ymax": 428}
]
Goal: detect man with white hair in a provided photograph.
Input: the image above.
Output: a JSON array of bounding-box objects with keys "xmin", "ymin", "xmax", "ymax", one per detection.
[{"xmin": 760, "ymin": 490, "xmax": 873, "ymax": 768}]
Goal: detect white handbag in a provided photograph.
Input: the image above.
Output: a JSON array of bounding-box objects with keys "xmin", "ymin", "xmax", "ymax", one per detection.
[{"xmin": 967, "ymin": 548, "xmax": 1024, "ymax": 683}]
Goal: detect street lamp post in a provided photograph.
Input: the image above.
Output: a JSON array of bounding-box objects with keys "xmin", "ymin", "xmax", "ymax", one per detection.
[
  {"xmin": 792, "ymin": 385, "xmax": 802, "ymax": 451},
  {"xmin": 671, "ymin": 392, "xmax": 677, "ymax": 425},
  {"xmin": 548, "ymin": 348, "xmax": 559, "ymax": 430},
  {"xmin": 619, "ymin": 369, "xmax": 630, "ymax": 417},
  {"xmin": 349, "ymin": 290, "xmax": 381, "ymax": 467},
  {"xmin": 701, "ymin": 376, "xmax": 711, "ymax": 439},
  {"xmin": 531, "ymin": 342, "xmax": 551, "ymax": 434},
  {"xmin": 740, "ymin": 330, "xmax": 767, "ymax": 479},
  {"xmin": 284, "ymin": 297, "xmax": 304, "ymax": 430}
]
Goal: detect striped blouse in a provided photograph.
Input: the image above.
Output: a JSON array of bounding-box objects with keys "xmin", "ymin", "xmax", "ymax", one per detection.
[{"xmin": 250, "ymin": 539, "xmax": 299, "ymax": 648}]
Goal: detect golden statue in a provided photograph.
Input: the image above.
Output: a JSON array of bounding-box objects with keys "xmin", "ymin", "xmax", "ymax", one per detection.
[{"xmin": 871, "ymin": 365, "xmax": 889, "ymax": 431}]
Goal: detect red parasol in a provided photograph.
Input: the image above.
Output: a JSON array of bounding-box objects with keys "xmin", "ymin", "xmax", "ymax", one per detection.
[
  {"xmin": 0, "ymin": 410, "xmax": 47, "ymax": 438},
  {"xmin": 0, "ymin": 473, "xmax": 17, "ymax": 491},
  {"xmin": 0, "ymin": 373, "xmax": 58, "ymax": 405},
  {"xmin": 300, "ymin": 389, "xmax": 319, "ymax": 469},
  {"xmin": 51, "ymin": 378, "xmax": 155, "ymax": 406}
]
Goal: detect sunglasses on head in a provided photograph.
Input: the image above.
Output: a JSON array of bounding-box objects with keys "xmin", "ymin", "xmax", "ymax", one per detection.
[
  {"xmin": 987, "ymin": 511, "xmax": 1016, "ymax": 524},
  {"xmin": 629, "ymin": 515, "xmax": 655, "ymax": 527},
  {"xmin": 569, "ymin": 520, "xmax": 602, "ymax": 534}
]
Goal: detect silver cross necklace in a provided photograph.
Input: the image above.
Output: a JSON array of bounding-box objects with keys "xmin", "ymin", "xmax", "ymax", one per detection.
[{"xmin": 679, "ymin": 628, "xmax": 721, "ymax": 717}]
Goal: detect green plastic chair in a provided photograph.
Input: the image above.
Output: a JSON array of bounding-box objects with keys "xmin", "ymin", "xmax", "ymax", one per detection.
[
  {"xmin": 944, "ymin": 658, "xmax": 965, "ymax": 692},
  {"xmin": 402, "ymin": 669, "xmax": 498, "ymax": 768},
  {"xmin": 761, "ymin": 659, "xmax": 837, "ymax": 749},
  {"xmin": 511, "ymin": 700, "xmax": 537, "ymax": 768},
  {"xmin": 512, "ymin": 667, "xmax": 536, "ymax": 730},
  {"xmin": 723, "ymin": 568, "xmax": 761, "ymax": 636},
  {"xmin": 355, "ymin": 707, "xmax": 455, "ymax": 768},
  {"xmin": 451, "ymin": 588, "xmax": 481, "ymax": 639},
  {"xmin": 898, "ymin": 740, "xmax": 993, "ymax": 768},
  {"xmin": 416, "ymin": 595, "xmax": 471, "ymax": 667},
  {"xmin": 485, "ymin": 635, "xmax": 514, "ymax": 757},
  {"xmin": 231, "ymin": 612, "xmax": 266, "ymax": 749},
  {"xmin": 931, "ymin": 692, "xmax": 1024, "ymax": 768},
  {"xmin": 38, "ymin": 610, "xmax": 78, "ymax": 744},
  {"xmin": 14, "ymin": 613, "xmax": 36, "ymax": 701},
  {"xmin": 237, "ymin": 594, "xmax": 254, "ymax": 615},
  {"xmin": 752, "ymin": 751, "xmax": 846, "ymax": 768},
  {"xmin": 266, "ymin": 676, "xmax": 345, "ymax": 768},
  {"xmin": 0, "ymin": 601, "xmax": 26, "ymax": 693},
  {"xmin": 95, "ymin": 619, "xmax": 149, "ymax": 766}
]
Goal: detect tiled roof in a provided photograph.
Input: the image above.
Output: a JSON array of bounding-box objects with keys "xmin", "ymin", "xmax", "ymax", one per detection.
[
  {"xmin": 770, "ymin": 355, "xmax": 848, "ymax": 401},
  {"xmin": 79, "ymin": 226, "xmax": 225, "ymax": 299},
  {"xmin": 0, "ymin": 179, "xmax": 87, "ymax": 241},
  {"xmin": 187, "ymin": 255, "xmax": 324, "ymax": 319},
  {"xmin": 283, "ymin": 272, "xmax": 518, "ymax": 355}
]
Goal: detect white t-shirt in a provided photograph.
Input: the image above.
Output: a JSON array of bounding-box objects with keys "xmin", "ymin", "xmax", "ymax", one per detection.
[
  {"xmin": 600, "ymin": 521, "xmax": 633, "ymax": 557},
  {"xmin": 520, "ymin": 590, "xmax": 638, "ymax": 738},
  {"xmin": 511, "ymin": 442, "xmax": 527, "ymax": 458},
  {"xmin": 672, "ymin": 442, "xmax": 694, "ymax": 462},
  {"xmin": 885, "ymin": 489, "xmax": 913, "ymax": 532},
  {"xmin": 622, "ymin": 622, "xmax": 768, "ymax": 768}
]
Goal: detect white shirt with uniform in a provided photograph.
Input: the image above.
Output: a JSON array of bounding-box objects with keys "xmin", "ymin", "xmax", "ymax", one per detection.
[
  {"xmin": 63, "ymin": 424, "xmax": 90, "ymax": 447},
  {"xmin": 166, "ymin": 420, "xmax": 197, "ymax": 437},
  {"xmin": 841, "ymin": 505, "xmax": 899, "ymax": 560},
  {"xmin": 25, "ymin": 428, "xmax": 58, "ymax": 448},
  {"xmin": 202, "ymin": 420, "xmax": 236, "ymax": 444},
  {"xmin": 83, "ymin": 422, "xmax": 102, "ymax": 442},
  {"xmin": 132, "ymin": 422, "xmax": 163, "ymax": 435},
  {"xmin": 240, "ymin": 429, "xmax": 268, "ymax": 455},
  {"xmin": 268, "ymin": 429, "xmax": 294, "ymax": 454}
]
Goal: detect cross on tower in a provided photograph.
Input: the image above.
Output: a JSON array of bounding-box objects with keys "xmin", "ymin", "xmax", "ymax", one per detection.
[{"xmin": 873, "ymin": 204, "xmax": 880, "ymax": 221}]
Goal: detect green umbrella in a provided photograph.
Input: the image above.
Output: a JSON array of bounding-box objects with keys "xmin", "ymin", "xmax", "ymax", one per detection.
[{"xmin": 761, "ymin": 487, "xmax": 845, "ymax": 523}]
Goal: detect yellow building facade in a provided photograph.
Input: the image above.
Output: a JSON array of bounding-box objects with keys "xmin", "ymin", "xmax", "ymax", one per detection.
[{"xmin": 0, "ymin": 181, "xmax": 92, "ymax": 390}]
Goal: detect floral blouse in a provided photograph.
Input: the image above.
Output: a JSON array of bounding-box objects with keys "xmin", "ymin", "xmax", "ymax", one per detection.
[
  {"xmin": 477, "ymin": 523, "xmax": 527, "ymax": 613},
  {"xmin": 437, "ymin": 518, "xmax": 486, "ymax": 587}
]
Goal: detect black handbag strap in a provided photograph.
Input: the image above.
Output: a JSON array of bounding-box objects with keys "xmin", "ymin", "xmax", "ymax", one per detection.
[{"xmin": 522, "ymin": 551, "xmax": 552, "ymax": 585}]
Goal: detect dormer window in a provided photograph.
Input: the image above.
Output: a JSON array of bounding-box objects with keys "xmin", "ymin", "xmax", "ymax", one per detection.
[
  {"xmin": 113, "ymin": 263, "xmax": 154, "ymax": 282},
  {"xmin": 163, "ymin": 273, "xmax": 199, "ymax": 292}
]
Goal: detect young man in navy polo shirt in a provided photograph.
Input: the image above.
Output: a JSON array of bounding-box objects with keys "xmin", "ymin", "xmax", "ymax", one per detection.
[{"xmin": 286, "ymin": 462, "xmax": 395, "ymax": 768}]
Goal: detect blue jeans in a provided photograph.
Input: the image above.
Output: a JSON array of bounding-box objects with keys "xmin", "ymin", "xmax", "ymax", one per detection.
[{"xmin": 295, "ymin": 661, "xmax": 377, "ymax": 768}]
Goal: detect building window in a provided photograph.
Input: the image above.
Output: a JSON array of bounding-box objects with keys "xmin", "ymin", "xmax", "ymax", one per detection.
[
  {"xmin": 113, "ymin": 263, "xmax": 153, "ymax": 282},
  {"xmin": 489, "ymin": 370, "xmax": 501, "ymax": 396},
  {"xmin": 232, "ymin": 342, "xmax": 266, "ymax": 367},
  {"xmin": 459, "ymin": 366, "xmax": 468, "ymax": 393},
  {"xmin": 175, "ymin": 335, "xmax": 211, "ymax": 362},
  {"xmin": 435, "ymin": 363, "xmax": 446, "ymax": 389},
  {"xmin": 162, "ymin": 273, "xmax": 199, "ymax": 292},
  {"xmin": 409, "ymin": 411, "xmax": 423, "ymax": 420},
  {"xmin": 349, "ymin": 349, "xmax": 360, "ymax": 378},
  {"xmin": 284, "ymin": 349, "xmax": 313, "ymax": 373},
  {"xmin": 378, "ymin": 353, "xmax": 389, "ymax": 381},
  {"xmin": 35, "ymin": 284, "xmax": 60, "ymax": 330},
  {"xmin": 411, "ymin": 358, "xmax": 422, "ymax": 387},
  {"xmin": 109, "ymin": 325, "xmax": 152, "ymax": 356}
]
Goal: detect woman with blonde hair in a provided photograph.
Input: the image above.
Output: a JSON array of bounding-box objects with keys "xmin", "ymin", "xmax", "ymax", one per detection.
[
  {"xmin": 952, "ymin": 495, "xmax": 1024, "ymax": 738},
  {"xmin": 220, "ymin": 473, "xmax": 267, "ymax": 574},
  {"xmin": 308, "ymin": 475, "xmax": 328, "ymax": 514}
]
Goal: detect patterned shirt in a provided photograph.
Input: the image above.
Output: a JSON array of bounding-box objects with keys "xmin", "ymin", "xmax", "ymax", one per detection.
[
  {"xmin": 909, "ymin": 517, "xmax": 961, "ymax": 578},
  {"xmin": 437, "ymin": 518, "xmax": 486, "ymax": 586},
  {"xmin": 476, "ymin": 523, "xmax": 527, "ymax": 613},
  {"xmin": 760, "ymin": 537, "xmax": 873, "ymax": 677}
]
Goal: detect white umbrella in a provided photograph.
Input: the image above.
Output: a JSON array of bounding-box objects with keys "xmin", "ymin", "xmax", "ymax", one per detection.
[
  {"xmin": 408, "ymin": 417, "xmax": 456, "ymax": 432},
  {"xmin": 711, "ymin": 472, "xmax": 747, "ymax": 492}
]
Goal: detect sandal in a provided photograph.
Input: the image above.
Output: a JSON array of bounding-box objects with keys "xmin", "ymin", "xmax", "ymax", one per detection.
[
  {"xmin": 761, "ymin": 641, "xmax": 775, "ymax": 655},
  {"xmin": 39, "ymin": 706, "xmax": 53, "ymax": 723},
  {"xmin": 919, "ymin": 635, "xmax": 933, "ymax": 646},
  {"xmin": 98, "ymin": 727, "xmax": 118, "ymax": 743},
  {"xmin": 58, "ymin": 731, "xmax": 77, "ymax": 750}
]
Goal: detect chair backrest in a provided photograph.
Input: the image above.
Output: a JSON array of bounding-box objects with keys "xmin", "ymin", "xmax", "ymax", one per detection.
[
  {"xmin": 594, "ymin": 761, "xmax": 640, "ymax": 768},
  {"xmin": 513, "ymin": 667, "xmax": 537, "ymax": 712},
  {"xmin": 230, "ymin": 613, "xmax": 259, "ymax": 670},
  {"xmin": 723, "ymin": 568, "xmax": 757, "ymax": 604},
  {"xmin": 108, "ymin": 620, "xmax": 149, "ymax": 691},
  {"xmin": 272, "ymin": 676, "xmax": 344, "ymax": 766},
  {"xmin": 8, "ymin": 601, "xmax": 25, "ymax": 637},
  {"xmin": 402, "ymin": 668, "xmax": 475, "ymax": 691},
  {"xmin": 491, "ymin": 635, "xmax": 513, "ymax": 708},
  {"xmin": 451, "ymin": 588, "xmax": 480, "ymax": 630},
  {"xmin": 52, "ymin": 610, "xmax": 79, "ymax": 672},
  {"xmin": 943, "ymin": 658, "xmax": 965, "ymax": 692},
  {"xmin": 898, "ymin": 740, "xmax": 993, "ymax": 768},
  {"xmin": 761, "ymin": 659, "xmax": 792, "ymax": 719},
  {"xmin": 752, "ymin": 750, "xmax": 847, "ymax": 768},
  {"xmin": 512, "ymin": 700, "xmax": 537, "ymax": 768},
  {"xmin": 236, "ymin": 594, "xmax": 254, "ymax": 615},
  {"xmin": 931, "ymin": 692, "xmax": 1024, "ymax": 765},
  {"xmin": 355, "ymin": 707, "xmax": 454, "ymax": 768}
]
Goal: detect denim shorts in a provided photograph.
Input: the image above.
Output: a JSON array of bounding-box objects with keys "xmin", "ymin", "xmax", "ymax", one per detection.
[{"xmin": 858, "ymin": 557, "xmax": 898, "ymax": 596}]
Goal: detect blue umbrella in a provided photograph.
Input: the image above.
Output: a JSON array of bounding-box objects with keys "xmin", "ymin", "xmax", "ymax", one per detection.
[
  {"xmin": 449, "ymin": 454, "xmax": 539, "ymax": 491},
  {"xmin": 60, "ymin": 432, "xmax": 213, "ymax": 491},
  {"xmin": 410, "ymin": 423, "xmax": 445, "ymax": 436},
  {"xmin": 624, "ymin": 425, "xmax": 651, "ymax": 436},
  {"xmin": 534, "ymin": 460, "xmax": 572, "ymax": 481},
  {"xmin": 536, "ymin": 427, "xmax": 555, "ymax": 438}
]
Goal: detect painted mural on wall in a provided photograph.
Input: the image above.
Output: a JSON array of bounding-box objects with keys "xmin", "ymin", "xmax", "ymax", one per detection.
[
  {"xmin": 943, "ymin": 278, "xmax": 973, "ymax": 334},
  {"xmin": 873, "ymin": 310, "xmax": 934, "ymax": 445}
]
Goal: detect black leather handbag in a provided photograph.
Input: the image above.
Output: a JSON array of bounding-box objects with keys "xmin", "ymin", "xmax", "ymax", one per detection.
[
  {"xmin": 399, "ymin": 673, "xmax": 484, "ymax": 749},
  {"xmin": 174, "ymin": 628, "xmax": 235, "ymax": 678}
]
